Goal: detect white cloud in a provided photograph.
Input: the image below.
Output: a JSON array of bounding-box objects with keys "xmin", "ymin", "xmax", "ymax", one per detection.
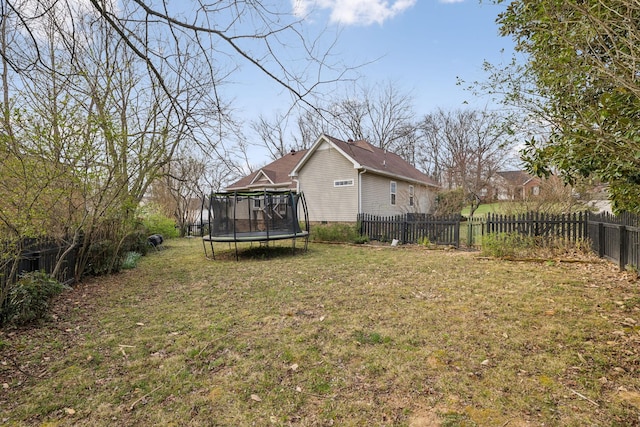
[{"xmin": 293, "ymin": 0, "xmax": 417, "ymax": 26}]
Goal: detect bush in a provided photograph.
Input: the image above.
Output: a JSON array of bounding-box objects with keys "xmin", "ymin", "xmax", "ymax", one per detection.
[
  {"xmin": 481, "ymin": 233, "xmax": 537, "ymax": 258},
  {"xmin": 122, "ymin": 228, "xmax": 149, "ymax": 256},
  {"xmin": 310, "ymin": 223, "xmax": 368, "ymax": 244},
  {"xmin": 142, "ymin": 212, "xmax": 179, "ymax": 239},
  {"xmin": 122, "ymin": 251, "xmax": 142, "ymax": 269},
  {"xmin": 481, "ymin": 232, "xmax": 589, "ymax": 259},
  {"xmin": 435, "ymin": 189, "xmax": 466, "ymax": 216},
  {"xmin": 1, "ymin": 271, "xmax": 68, "ymax": 325},
  {"xmin": 86, "ymin": 239, "xmax": 122, "ymax": 276}
]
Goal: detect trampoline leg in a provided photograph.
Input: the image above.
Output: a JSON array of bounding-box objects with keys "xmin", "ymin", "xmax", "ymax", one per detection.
[
  {"xmin": 234, "ymin": 241, "xmax": 239, "ymax": 261},
  {"xmin": 203, "ymin": 239, "xmax": 215, "ymax": 260}
]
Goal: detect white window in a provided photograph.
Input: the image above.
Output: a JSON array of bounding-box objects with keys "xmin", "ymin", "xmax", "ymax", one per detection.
[
  {"xmin": 390, "ymin": 181, "xmax": 397, "ymax": 205},
  {"xmin": 409, "ymin": 185, "xmax": 414, "ymax": 207},
  {"xmin": 334, "ymin": 179, "xmax": 354, "ymax": 187},
  {"xmin": 532, "ymin": 186, "xmax": 540, "ymax": 196},
  {"xmin": 253, "ymin": 198, "xmax": 261, "ymax": 210}
]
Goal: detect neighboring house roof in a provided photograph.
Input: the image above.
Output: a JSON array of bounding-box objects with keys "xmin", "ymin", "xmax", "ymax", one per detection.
[
  {"xmin": 226, "ymin": 149, "xmax": 308, "ymax": 191},
  {"xmin": 291, "ymin": 134, "xmax": 439, "ymax": 188},
  {"xmin": 496, "ymin": 170, "xmax": 537, "ymax": 186}
]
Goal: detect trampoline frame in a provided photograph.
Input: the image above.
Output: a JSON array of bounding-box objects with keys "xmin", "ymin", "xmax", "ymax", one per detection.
[{"xmin": 201, "ymin": 190, "xmax": 310, "ymax": 260}]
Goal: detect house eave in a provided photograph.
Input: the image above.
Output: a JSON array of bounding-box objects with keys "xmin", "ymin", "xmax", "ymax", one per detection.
[
  {"xmin": 225, "ymin": 182, "xmax": 294, "ymax": 192},
  {"xmin": 360, "ymin": 166, "xmax": 440, "ymax": 188}
]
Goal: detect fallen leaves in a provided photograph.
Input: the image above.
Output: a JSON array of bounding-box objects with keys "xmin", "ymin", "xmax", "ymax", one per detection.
[{"xmin": 618, "ymin": 391, "xmax": 640, "ymax": 409}]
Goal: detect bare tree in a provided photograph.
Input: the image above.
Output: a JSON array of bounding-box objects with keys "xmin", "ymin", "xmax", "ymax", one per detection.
[
  {"xmin": 3, "ymin": 0, "xmax": 350, "ymax": 115},
  {"xmin": 250, "ymin": 80, "xmax": 418, "ymax": 161},
  {"xmin": 418, "ymin": 108, "xmax": 516, "ymax": 215},
  {"xmin": 0, "ymin": 0, "xmax": 352, "ymax": 280},
  {"xmin": 327, "ymin": 81, "xmax": 416, "ymax": 151}
]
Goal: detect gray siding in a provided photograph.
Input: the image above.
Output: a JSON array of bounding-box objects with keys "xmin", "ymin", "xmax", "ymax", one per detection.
[
  {"xmin": 361, "ymin": 174, "xmax": 434, "ymax": 215},
  {"xmin": 298, "ymin": 142, "xmax": 359, "ymax": 222}
]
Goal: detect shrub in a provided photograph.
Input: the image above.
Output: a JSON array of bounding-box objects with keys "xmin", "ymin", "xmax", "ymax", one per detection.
[
  {"xmin": 310, "ymin": 223, "xmax": 368, "ymax": 244},
  {"xmin": 122, "ymin": 228, "xmax": 149, "ymax": 256},
  {"xmin": 1, "ymin": 271, "xmax": 68, "ymax": 325},
  {"xmin": 481, "ymin": 232, "xmax": 589, "ymax": 259},
  {"xmin": 435, "ymin": 188, "xmax": 465, "ymax": 216},
  {"xmin": 86, "ymin": 239, "xmax": 123, "ymax": 276},
  {"xmin": 122, "ymin": 251, "xmax": 142, "ymax": 269},
  {"xmin": 481, "ymin": 233, "xmax": 536, "ymax": 258},
  {"xmin": 142, "ymin": 212, "xmax": 179, "ymax": 239}
]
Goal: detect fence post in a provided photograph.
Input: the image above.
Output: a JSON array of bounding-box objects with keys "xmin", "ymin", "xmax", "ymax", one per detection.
[
  {"xmin": 402, "ymin": 215, "xmax": 408, "ymax": 244},
  {"xmin": 583, "ymin": 211, "xmax": 589, "ymax": 241},
  {"xmin": 597, "ymin": 222, "xmax": 605, "ymax": 258},
  {"xmin": 619, "ymin": 225, "xmax": 628, "ymax": 271}
]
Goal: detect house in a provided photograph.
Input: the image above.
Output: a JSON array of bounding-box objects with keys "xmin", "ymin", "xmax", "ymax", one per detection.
[
  {"xmin": 227, "ymin": 134, "xmax": 439, "ymax": 223},
  {"xmin": 226, "ymin": 149, "xmax": 308, "ymax": 192},
  {"xmin": 492, "ymin": 170, "xmax": 542, "ymax": 201}
]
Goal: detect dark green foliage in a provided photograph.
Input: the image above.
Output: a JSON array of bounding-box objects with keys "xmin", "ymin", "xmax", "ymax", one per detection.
[
  {"xmin": 494, "ymin": 0, "xmax": 640, "ymax": 214},
  {"xmin": 86, "ymin": 239, "xmax": 122, "ymax": 276},
  {"xmin": 310, "ymin": 223, "xmax": 368, "ymax": 244},
  {"xmin": 1, "ymin": 271, "xmax": 68, "ymax": 325},
  {"xmin": 122, "ymin": 228, "xmax": 149, "ymax": 256}
]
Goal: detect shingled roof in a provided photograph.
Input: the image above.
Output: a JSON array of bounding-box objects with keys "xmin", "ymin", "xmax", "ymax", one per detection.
[
  {"xmin": 496, "ymin": 170, "xmax": 536, "ymax": 186},
  {"xmin": 226, "ymin": 149, "xmax": 307, "ymax": 191},
  {"xmin": 226, "ymin": 134, "xmax": 439, "ymax": 191},
  {"xmin": 293, "ymin": 135, "xmax": 439, "ymax": 188}
]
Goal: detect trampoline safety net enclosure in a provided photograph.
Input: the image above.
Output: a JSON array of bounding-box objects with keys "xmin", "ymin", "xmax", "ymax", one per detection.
[{"xmin": 201, "ymin": 190, "xmax": 310, "ymax": 259}]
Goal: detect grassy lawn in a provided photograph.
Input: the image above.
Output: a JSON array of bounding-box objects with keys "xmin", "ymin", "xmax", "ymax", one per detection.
[
  {"xmin": 461, "ymin": 203, "xmax": 506, "ymax": 217},
  {"xmin": 2, "ymin": 239, "xmax": 640, "ymax": 426}
]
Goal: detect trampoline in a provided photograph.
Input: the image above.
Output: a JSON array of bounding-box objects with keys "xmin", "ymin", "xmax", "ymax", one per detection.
[{"xmin": 201, "ymin": 190, "xmax": 310, "ymax": 259}]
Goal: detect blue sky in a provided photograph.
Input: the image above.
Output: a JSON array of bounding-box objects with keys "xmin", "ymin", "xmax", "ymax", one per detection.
[{"xmin": 228, "ymin": 0, "xmax": 515, "ymax": 127}]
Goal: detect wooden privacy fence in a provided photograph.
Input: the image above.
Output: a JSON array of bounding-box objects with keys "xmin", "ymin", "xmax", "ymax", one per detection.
[
  {"xmin": 480, "ymin": 211, "xmax": 640, "ymax": 270},
  {"xmin": 358, "ymin": 213, "xmax": 461, "ymax": 246},
  {"xmin": 1, "ymin": 240, "xmax": 78, "ymax": 290},
  {"xmin": 485, "ymin": 212, "xmax": 589, "ymax": 242},
  {"xmin": 359, "ymin": 210, "xmax": 640, "ymax": 270},
  {"xmin": 588, "ymin": 212, "xmax": 640, "ymax": 270}
]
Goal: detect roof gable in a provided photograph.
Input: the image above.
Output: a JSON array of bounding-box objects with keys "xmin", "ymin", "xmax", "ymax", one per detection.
[
  {"xmin": 250, "ymin": 169, "xmax": 276, "ymax": 186},
  {"xmin": 292, "ymin": 134, "xmax": 438, "ymax": 187},
  {"xmin": 226, "ymin": 149, "xmax": 307, "ymax": 191},
  {"xmin": 496, "ymin": 170, "xmax": 537, "ymax": 186}
]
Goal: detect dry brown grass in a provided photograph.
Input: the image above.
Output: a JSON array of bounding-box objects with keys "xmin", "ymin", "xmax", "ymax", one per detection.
[{"xmin": 1, "ymin": 239, "xmax": 640, "ymax": 426}]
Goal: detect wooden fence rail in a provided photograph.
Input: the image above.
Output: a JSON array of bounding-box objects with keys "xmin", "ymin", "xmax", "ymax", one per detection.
[
  {"xmin": 588, "ymin": 212, "xmax": 640, "ymax": 270},
  {"xmin": 5, "ymin": 210, "xmax": 639, "ymax": 291},
  {"xmin": 1, "ymin": 240, "xmax": 78, "ymax": 291},
  {"xmin": 360, "ymin": 210, "xmax": 640, "ymax": 270},
  {"xmin": 485, "ymin": 212, "xmax": 589, "ymax": 242},
  {"xmin": 358, "ymin": 213, "xmax": 461, "ymax": 246}
]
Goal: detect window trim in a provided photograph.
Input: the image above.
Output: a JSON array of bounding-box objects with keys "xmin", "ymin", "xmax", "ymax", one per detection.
[
  {"xmin": 334, "ymin": 179, "xmax": 354, "ymax": 187},
  {"xmin": 390, "ymin": 181, "xmax": 397, "ymax": 206}
]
